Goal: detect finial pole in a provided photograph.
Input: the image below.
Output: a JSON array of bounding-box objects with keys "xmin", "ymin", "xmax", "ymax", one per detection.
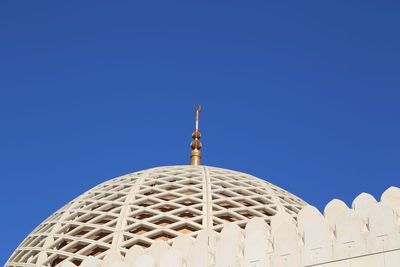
[{"xmin": 190, "ymin": 106, "xmax": 202, "ymax": 166}]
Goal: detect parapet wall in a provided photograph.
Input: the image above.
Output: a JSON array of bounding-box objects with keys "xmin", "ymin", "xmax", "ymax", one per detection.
[{"xmin": 56, "ymin": 186, "xmax": 400, "ymax": 267}]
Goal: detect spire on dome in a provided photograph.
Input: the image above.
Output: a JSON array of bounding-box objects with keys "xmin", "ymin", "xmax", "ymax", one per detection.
[{"xmin": 190, "ymin": 106, "xmax": 202, "ymax": 166}]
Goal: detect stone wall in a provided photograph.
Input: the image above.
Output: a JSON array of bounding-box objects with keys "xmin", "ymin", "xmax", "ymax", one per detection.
[{"xmin": 55, "ymin": 186, "xmax": 400, "ymax": 267}]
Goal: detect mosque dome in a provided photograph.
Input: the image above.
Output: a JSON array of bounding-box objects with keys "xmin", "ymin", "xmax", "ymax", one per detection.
[
  {"xmin": 6, "ymin": 165, "xmax": 307, "ymax": 267},
  {"xmin": 8, "ymin": 108, "xmax": 398, "ymax": 267}
]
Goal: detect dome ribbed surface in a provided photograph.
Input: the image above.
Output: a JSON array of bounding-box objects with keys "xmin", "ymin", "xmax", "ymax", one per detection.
[{"xmin": 6, "ymin": 165, "xmax": 307, "ymax": 267}]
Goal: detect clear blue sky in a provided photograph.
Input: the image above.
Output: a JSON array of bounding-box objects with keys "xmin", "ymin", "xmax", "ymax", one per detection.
[{"xmin": 1, "ymin": 1, "xmax": 399, "ymax": 263}]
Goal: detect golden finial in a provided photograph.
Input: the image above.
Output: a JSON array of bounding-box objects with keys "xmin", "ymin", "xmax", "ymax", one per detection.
[{"xmin": 190, "ymin": 106, "xmax": 202, "ymax": 166}]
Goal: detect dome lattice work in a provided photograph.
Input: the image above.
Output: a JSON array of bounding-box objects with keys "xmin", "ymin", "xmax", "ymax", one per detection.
[{"xmin": 7, "ymin": 165, "xmax": 306, "ymax": 267}]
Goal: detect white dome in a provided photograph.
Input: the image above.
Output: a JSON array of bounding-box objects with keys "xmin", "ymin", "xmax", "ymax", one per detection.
[{"xmin": 6, "ymin": 165, "xmax": 306, "ymax": 267}]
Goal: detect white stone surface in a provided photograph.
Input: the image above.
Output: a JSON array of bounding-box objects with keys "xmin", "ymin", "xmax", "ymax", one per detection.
[
  {"xmin": 132, "ymin": 255, "xmax": 155, "ymax": 267},
  {"xmin": 125, "ymin": 246, "xmax": 144, "ymax": 266},
  {"xmin": 80, "ymin": 257, "xmax": 100, "ymax": 267},
  {"xmin": 324, "ymin": 199, "xmax": 349, "ymax": 228},
  {"xmin": 244, "ymin": 218, "xmax": 269, "ymax": 265},
  {"xmin": 381, "ymin": 186, "xmax": 400, "ymax": 214}
]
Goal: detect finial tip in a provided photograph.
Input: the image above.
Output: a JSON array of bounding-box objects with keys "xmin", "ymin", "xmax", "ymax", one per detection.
[{"xmin": 190, "ymin": 106, "xmax": 202, "ymax": 166}]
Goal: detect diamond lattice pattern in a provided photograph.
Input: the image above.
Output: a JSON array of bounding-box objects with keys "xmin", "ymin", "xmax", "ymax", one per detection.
[{"xmin": 6, "ymin": 165, "xmax": 306, "ymax": 267}]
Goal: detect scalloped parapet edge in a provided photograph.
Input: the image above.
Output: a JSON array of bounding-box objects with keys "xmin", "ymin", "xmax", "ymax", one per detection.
[{"xmin": 53, "ymin": 186, "xmax": 400, "ymax": 267}]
